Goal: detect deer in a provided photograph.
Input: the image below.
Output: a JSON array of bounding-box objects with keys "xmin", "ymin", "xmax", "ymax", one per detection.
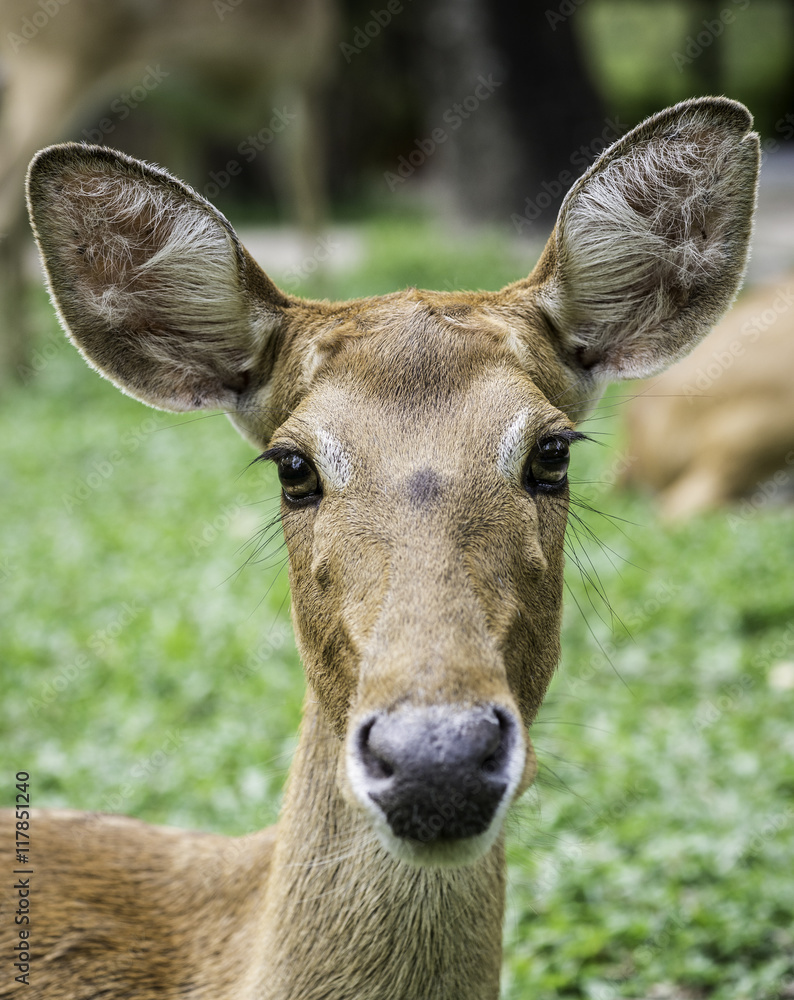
[
  {"xmin": 0, "ymin": 97, "xmax": 758, "ymax": 999},
  {"xmin": 622, "ymin": 273, "xmax": 794, "ymax": 520}
]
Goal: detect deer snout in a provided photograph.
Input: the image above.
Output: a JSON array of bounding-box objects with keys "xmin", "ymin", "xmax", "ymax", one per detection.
[{"xmin": 348, "ymin": 705, "xmax": 525, "ymax": 860}]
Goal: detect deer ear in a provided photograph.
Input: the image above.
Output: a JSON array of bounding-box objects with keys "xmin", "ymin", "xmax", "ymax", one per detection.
[
  {"xmin": 531, "ymin": 97, "xmax": 759, "ymax": 382},
  {"xmin": 26, "ymin": 143, "xmax": 291, "ymax": 421}
]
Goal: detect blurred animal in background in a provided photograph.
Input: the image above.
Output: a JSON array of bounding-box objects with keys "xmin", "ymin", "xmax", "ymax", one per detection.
[
  {"xmin": 0, "ymin": 0, "xmax": 338, "ymax": 379},
  {"xmin": 621, "ymin": 275, "xmax": 794, "ymax": 520}
]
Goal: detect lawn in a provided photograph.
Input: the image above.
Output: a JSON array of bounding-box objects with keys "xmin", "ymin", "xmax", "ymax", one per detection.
[{"xmin": 2, "ymin": 216, "xmax": 793, "ymax": 998}]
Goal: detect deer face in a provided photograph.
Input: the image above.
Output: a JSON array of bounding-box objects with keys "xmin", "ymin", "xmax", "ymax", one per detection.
[
  {"xmin": 265, "ymin": 305, "xmax": 583, "ymax": 862},
  {"xmin": 26, "ymin": 98, "xmax": 758, "ymax": 867}
]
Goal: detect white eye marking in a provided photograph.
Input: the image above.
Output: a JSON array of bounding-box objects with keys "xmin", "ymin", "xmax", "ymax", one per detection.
[
  {"xmin": 497, "ymin": 409, "xmax": 530, "ymax": 479},
  {"xmin": 316, "ymin": 428, "xmax": 351, "ymax": 490}
]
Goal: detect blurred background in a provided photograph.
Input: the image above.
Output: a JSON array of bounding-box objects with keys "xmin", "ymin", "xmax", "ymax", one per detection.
[{"xmin": 2, "ymin": 1, "xmax": 794, "ymax": 997}]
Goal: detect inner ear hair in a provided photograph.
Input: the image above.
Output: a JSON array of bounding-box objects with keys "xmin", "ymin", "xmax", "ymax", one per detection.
[
  {"xmin": 27, "ymin": 144, "xmax": 281, "ymax": 413},
  {"xmin": 536, "ymin": 97, "xmax": 759, "ymax": 382}
]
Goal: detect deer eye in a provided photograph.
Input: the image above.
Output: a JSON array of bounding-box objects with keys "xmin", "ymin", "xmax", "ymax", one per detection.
[
  {"xmin": 525, "ymin": 437, "xmax": 571, "ymax": 490},
  {"xmin": 277, "ymin": 454, "xmax": 321, "ymax": 504}
]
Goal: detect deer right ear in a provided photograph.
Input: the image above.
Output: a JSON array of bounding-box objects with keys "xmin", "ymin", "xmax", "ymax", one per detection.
[
  {"xmin": 528, "ymin": 97, "xmax": 759, "ymax": 387},
  {"xmin": 27, "ymin": 144, "xmax": 292, "ymax": 436}
]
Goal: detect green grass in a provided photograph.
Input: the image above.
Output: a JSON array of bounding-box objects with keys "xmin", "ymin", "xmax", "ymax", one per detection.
[{"xmin": 2, "ymin": 217, "xmax": 793, "ymax": 998}]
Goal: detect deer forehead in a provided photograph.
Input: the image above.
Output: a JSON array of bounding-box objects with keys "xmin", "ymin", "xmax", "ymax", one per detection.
[
  {"xmin": 276, "ymin": 371, "xmax": 572, "ymax": 495},
  {"xmin": 273, "ymin": 305, "xmax": 574, "ymax": 490}
]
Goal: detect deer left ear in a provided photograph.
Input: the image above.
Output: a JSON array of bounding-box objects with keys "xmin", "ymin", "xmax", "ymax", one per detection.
[
  {"xmin": 530, "ymin": 97, "xmax": 759, "ymax": 383},
  {"xmin": 26, "ymin": 143, "xmax": 292, "ymax": 423}
]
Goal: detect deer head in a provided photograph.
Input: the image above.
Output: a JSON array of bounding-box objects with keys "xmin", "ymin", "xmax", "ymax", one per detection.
[{"xmin": 27, "ymin": 97, "xmax": 758, "ymax": 869}]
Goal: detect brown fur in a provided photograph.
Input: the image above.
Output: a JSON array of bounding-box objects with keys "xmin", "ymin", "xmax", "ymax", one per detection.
[
  {"xmin": 1, "ymin": 99, "xmax": 758, "ymax": 999},
  {"xmin": 623, "ymin": 275, "xmax": 794, "ymax": 518}
]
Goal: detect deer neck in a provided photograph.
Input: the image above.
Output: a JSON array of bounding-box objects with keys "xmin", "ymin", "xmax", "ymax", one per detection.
[{"xmin": 255, "ymin": 699, "xmax": 506, "ymax": 1000}]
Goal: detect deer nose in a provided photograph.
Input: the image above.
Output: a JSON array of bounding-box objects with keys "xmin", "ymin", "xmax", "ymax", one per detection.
[{"xmin": 353, "ymin": 705, "xmax": 521, "ymax": 842}]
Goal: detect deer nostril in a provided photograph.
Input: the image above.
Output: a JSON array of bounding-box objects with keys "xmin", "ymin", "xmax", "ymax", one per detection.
[
  {"xmin": 479, "ymin": 708, "xmax": 512, "ymax": 774},
  {"xmin": 476, "ymin": 714, "xmax": 502, "ymax": 769},
  {"xmin": 357, "ymin": 717, "xmax": 395, "ymax": 781}
]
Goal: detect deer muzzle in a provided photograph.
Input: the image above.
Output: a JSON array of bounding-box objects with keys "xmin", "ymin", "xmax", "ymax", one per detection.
[{"xmin": 347, "ymin": 703, "xmax": 525, "ymax": 865}]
